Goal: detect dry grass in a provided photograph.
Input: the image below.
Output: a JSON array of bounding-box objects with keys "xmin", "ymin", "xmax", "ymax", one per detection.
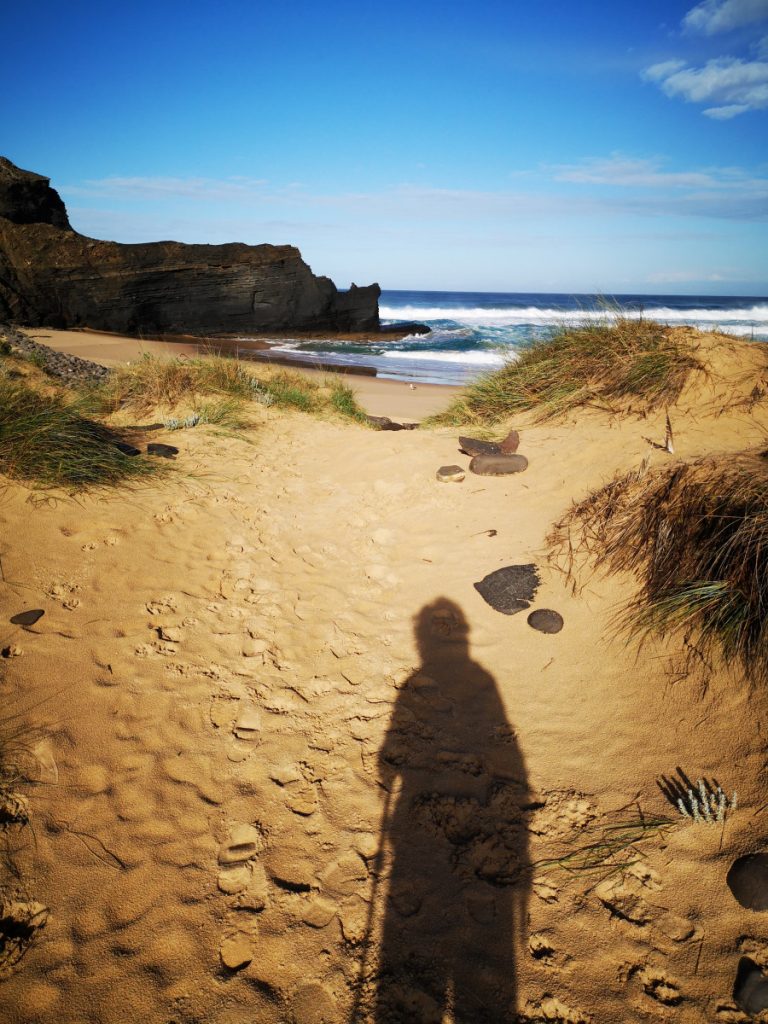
[
  {"xmin": 432, "ymin": 318, "xmax": 702, "ymax": 425},
  {"xmin": 89, "ymin": 353, "xmax": 370, "ymax": 424},
  {"xmin": 550, "ymin": 450, "xmax": 768, "ymax": 684},
  {"xmin": 0, "ymin": 364, "xmax": 157, "ymax": 490}
]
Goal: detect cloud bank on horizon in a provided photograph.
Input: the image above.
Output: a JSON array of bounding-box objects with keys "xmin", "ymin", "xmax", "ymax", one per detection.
[{"xmin": 1, "ymin": 0, "xmax": 766, "ymax": 293}]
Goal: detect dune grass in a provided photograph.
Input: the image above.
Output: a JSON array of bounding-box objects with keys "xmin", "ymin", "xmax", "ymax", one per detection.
[
  {"xmin": 432, "ymin": 318, "xmax": 702, "ymax": 425},
  {"xmin": 89, "ymin": 353, "xmax": 370, "ymax": 424},
  {"xmin": 0, "ymin": 370, "xmax": 157, "ymax": 490},
  {"xmin": 550, "ymin": 450, "xmax": 768, "ymax": 684}
]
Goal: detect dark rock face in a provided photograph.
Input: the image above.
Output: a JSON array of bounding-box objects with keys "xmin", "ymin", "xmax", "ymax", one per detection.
[
  {"xmin": 0, "ymin": 157, "xmax": 380, "ymax": 336},
  {"xmin": 0, "ymin": 157, "xmax": 71, "ymax": 230}
]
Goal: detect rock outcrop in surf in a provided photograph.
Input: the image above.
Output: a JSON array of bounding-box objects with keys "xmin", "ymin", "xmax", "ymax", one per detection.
[{"xmin": 0, "ymin": 156, "xmax": 381, "ymax": 335}]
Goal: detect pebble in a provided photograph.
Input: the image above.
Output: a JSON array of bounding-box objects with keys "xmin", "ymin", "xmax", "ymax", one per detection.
[
  {"xmin": 158, "ymin": 625, "xmax": 183, "ymax": 642},
  {"xmin": 220, "ymin": 932, "xmax": 253, "ymax": 971},
  {"xmin": 474, "ymin": 564, "xmax": 541, "ymax": 615},
  {"xmin": 320, "ymin": 851, "xmax": 368, "ymax": 896},
  {"xmin": 1, "ymin": 644, "xmax": 22, "ymax": 657},
  {"xmin": 469, "ymin": 453, "xmax": 528, "ymax": 476},
  {"xmin": 728, "ymin": 853, "xmax": 768, "ymax": 910},
  {"xmin": 147, "ymin": 442, "xmax": 179, "ymax": 459},
  {"xmin": 527, "ymin": 609, "xmax": 564, "ymax": 634},
  {"xmin": 242, "ymin": 637, "xmax": 269, "ymax": 659},
  {"xmin": 458, "ymin": 436, "xmax": 500, "ymax": 457},
  {"xmin": 266, "ymin": 849, "xmax": 316, "ymax": 891},
  {"xmin": 436, "ymin": 465, "xmax": 465, "ymax": 483},
  {"xmin": 10, "ymin": 609, "xmax": 45, "ymax": 626},
  {"xmin": 500, "ymin": 429, "xmax": 520, "ymax": 454}
]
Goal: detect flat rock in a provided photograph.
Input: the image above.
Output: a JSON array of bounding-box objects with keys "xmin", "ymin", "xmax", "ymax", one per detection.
[
  {"xmin": 115, "ymin": 441, "xmax": 141, "ymax": 456},
  {"xmin": 233, "ymin": 705, "xmax": 262, "ymax": 741},
  {"xmin": 728, "ymin": 853, "xmax": 768, "ymax": 910},
  {"xmin": 147, "ymin": 443, "xmax": 179, "ymax": 459},
  {"xmin": 469, "ymin": 453, "xmax": 528, "ymax": 476},
  {"xmin": 474, "ymin": 564, "xmax": 540, "ymax": 615},
  {"xmin": 10, "ymin": 609, "xmax": 45, "ymax": 626},
  {"xmin": 217, "ymin": 865, "xmax": 251, "ymax": 894},
  {"xmin": 366, "ymin": 415, "xmax": 418, "ymax": 431},
  {"xmin": 436, "ymin": 465, "xmax": 465, "ymax": 483},
  {"xmin": 302, "ymin": 896, "xmax": 337, "ymax": 928},
  {"xmin": 458, "ymin": 436, "xmax": 500, "ymax": 457},
  {"xmin": 500, "ymin": 429, "xmax": 520, "ymax": 454},
  {"xmin": 527, "ymin": 609, "xmax": 564, "ymax": 634}
]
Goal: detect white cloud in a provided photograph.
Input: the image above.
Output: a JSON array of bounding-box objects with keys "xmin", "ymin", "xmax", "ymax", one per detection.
[
  {"xmin": 63, "ymin": 175, "xmax": 269, "ymax": 202},
  {"xmin": 644, "ymin": 55, "xmax": 768, "ymax": 115},
  {"xmin": 646, "ymin": 269, "xmax": 726, "ymax": 283},
  {"xmin": 551, "ymin": 154, "xmax": 768, "ymax": 190},
  {"xmin": 683, "ymin": 0, "xmax": 768, "ymax": 35}
]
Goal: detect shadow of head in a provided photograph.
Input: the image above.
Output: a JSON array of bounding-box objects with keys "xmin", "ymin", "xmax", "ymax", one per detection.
[{"xmin": 414, "ymin": 598, "xmax": 470, "ymax": 658}]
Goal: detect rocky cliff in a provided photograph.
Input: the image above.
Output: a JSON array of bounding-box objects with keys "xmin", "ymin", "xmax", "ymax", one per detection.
[{"xmin": 0, "ymin": 157, "xmax": 380, "ymax": 335}]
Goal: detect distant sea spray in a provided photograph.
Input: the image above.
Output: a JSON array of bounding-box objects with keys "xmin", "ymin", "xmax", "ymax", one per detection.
[{"xmin": 260, "ymin": 290, "xmax": 768, "ymax": 386}]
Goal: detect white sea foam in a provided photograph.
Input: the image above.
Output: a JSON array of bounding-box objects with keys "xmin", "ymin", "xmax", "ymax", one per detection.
[
  {"xmin": 381, "ymin": 350, "xmax": 507, "ymax": 365},
  {"xmin": 380, "ymin": 303, "xmax": 768, "ymax": 326}
]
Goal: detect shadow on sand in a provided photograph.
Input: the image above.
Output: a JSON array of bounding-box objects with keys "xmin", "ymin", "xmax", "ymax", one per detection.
[{"xmin": 355, "ymin": 598, "xmax": 531, "ymax": 1024}]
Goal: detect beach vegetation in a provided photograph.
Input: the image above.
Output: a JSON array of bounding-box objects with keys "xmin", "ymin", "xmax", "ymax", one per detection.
[
  {"xmin": 0, "ymin": 365, "xmax": 157, "ymax": 490},
  {"xmin": 88, "ymin": 353, "xmax": 370, "ymax": 424},
  {"xmin": 550, "ymin": 450, "xmax": 768, "ymax": 684},
  {"xmin": 432, "ymin": 318, "xmax": 702, "ymax": 424}
]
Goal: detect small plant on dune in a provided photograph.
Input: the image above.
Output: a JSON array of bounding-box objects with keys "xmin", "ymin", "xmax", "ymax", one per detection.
[
  {"xmin": 550, "ymin": 450, "xmax": 768, "ymax": 684},
  {"xmin": 0, "ymin": 371, "xmax": 157, "ymax": 490},
  {"xmin": 88, "ymin": 353, "xmax": 369, "ymax": 424},
  {"xmin": 432, "ymin": 317, "xmax": 702, "ymax": 425},
  {"xmin": 675, "ymin": 780, "xmax": 737, "ymax": 824},
  {"xmin": 533, "ymin": 807, "xmax": 678, "ymax": 882}
]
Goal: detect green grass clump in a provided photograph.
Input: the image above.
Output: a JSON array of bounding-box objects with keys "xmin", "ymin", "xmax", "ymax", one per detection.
[
  {"xmin": 0, "ymin": 371, "xmax": 156, "ymax": 490},
  {"xmin": 433, "ymin": 318, "xmax": 701, "ymax": 425},
  {"xmin": 550, "ymin": 451, "xmax": 768, "ymax": 684},
  {"xmin": 90, "ymin": 353, "xmax": 369, "ymax": 424}
]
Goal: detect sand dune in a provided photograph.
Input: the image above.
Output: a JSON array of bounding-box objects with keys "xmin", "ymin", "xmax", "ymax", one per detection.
[{"xmin": 2, "ymin": 331, "xmax": 768, "ymax": 1023}]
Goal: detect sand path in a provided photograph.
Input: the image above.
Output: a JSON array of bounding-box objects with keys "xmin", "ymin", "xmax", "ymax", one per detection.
[{"xmin": 2, "ymin": 337, "xmax": 768, "ymax": 1022}]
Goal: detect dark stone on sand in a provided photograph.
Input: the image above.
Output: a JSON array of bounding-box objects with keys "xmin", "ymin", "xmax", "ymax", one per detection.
[
  {"xmin": 458, "ymin": 436, "xmax": 501, "ymax": 457},
  {"xmin": 10, "ymin": 609, "xmax": 45, "ymax": 626},
  {"xmin": 436, "ymin": 465, "xmax": 465, "ymax": 483},
  {"xmin": 474, "ymin": 565, "xmax": 540, "ymax": 615},
  {"xmin": 527, "ymin": 609, "xmax": 564, "ymax": 634},
  {"xmin": 366, "ymin": 415, "xmax": 418, "ymax": 431},
  {"xmin": 469, "ymin": 454, "xmax": 528, "ymax": 476},
  {"xmin": 727, "ymin": 853, "xmax": 768, "ymax": 910},
  {"xmin": 147, "ymin": 443, "xmax": 179, "ymax": 459},
  {"xmin": 115, "ymin": 442, "xmax": 141, "ymax": 456},
  {"xmin": 0, "ymin": 156, "xmax": 380, "ymax": 335},
  {"xmin": 734, "ymin": 957, "xmax": 768, "ymax": 1015},
  {"xmin": 500, "ymin": 429, "xmax": 520, "ymax": 454}
]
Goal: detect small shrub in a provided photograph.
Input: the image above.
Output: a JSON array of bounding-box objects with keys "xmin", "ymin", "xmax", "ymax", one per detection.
[
  {"xmin": 550, "ymin": 450, "xmax": 768, "ymax": 684},
  {"xmin": 433, "ymin": 318, "xmax": 702, "ymax": 425},
  {"xmin": 0, "ymin": 373, "xmax": 157, "ymax": 490}
]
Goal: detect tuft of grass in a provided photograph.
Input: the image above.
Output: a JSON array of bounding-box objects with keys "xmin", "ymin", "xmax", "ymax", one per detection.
[
  {"xmin": 534, "ymin": 808, "xmax": 677, "ymax": 883},
  {"xmin": 326, "ymin": 377, "xmax": 371, "ymax": 424},
  {"xmin": 0, "ymin": 371, "xmax": 157, "ymax": 490},
  {"xmin": 550, "ymin": 450, "xmax": 768, "ymax": 684},
  {"xmin": 432, "ymin": 318, "xmax": 702, "ymax": 425},
  {"xmin": 88, "ymin": 353, "xmax": 370, "ymax": 424}
]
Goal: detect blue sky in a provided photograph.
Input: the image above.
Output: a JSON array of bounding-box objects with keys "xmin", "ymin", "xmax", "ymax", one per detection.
[{"xmin": 2, "ymin": 0, "xmax": 767, "ymax": 293}]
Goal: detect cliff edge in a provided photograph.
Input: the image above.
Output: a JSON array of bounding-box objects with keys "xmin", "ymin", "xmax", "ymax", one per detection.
[{"xmin": 0, "ymin": 157, "xmax": 380, "ymax": 335}]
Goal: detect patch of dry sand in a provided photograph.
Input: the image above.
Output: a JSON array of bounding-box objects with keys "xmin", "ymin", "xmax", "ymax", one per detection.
[{"xmin": 1, "ymin": 332, "xmax": 768, "ymax": 1023}]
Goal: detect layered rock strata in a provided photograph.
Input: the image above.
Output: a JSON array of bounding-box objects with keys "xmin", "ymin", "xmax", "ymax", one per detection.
[{"xmin": 0, "ymin": 157, "xmax": 380, "ymax": 335}]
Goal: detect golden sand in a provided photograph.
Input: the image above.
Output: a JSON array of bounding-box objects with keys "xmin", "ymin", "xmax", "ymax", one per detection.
[{"xmin": 1, "ymin": 329, "xmax": 768, "ymax": 1023}]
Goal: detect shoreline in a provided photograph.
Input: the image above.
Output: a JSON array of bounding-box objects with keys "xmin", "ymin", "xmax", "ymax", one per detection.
[{"xmin": 21, "ymin": 327, "xmax": 458, "ymax": 421}]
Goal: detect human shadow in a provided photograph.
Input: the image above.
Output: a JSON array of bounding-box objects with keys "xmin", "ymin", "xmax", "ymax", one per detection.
[{"xmin": 366, "ymin": 598, "xmax": 530, "ymax": 1024}]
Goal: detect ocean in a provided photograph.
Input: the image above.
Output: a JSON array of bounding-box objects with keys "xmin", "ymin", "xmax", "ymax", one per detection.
[{"xmin": 263, "ymin": 290, "xmax": 768, "ymax": 386}]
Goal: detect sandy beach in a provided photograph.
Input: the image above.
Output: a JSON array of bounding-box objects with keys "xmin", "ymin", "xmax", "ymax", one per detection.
[{"xmin": 2, "ymin": 328, "xmax": 768, "ymax": 1023}]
